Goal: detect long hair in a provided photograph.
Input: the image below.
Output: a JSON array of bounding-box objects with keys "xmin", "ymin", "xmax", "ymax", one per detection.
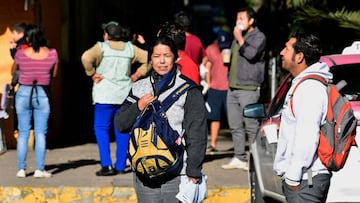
[{"xmin": 26, "ymin": 24, "xmax": 48, "ymax": 52}]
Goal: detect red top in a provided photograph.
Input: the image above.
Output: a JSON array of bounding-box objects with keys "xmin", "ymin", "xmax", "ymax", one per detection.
[
  {"xmin": 176, "ymin": 50, "xmax": 200, "ymax": 85},
  {"xmin": 184, "ymin": 34, "xmax": 207, "ymax": 66},
  {"xmin": 205, "ymin": 42, "xmax": 229, "ymax": 91}
]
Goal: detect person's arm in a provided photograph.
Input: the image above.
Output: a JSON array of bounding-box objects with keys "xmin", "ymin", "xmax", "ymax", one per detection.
[
  {"xmin": 205, "ymin": 61, "xmax": 211, "ymax": 86},
  {"xmin": 52, "ymin": 49, "xmax": 59, "ymax": 78},
  {"xmin": 130, "ymin": 45, "xmax": 149, "ymax": 81},
  {"xmin": 115, "ymin": 90, "xmax": 156, "ymax": 132},
  {"xmin": 183, "ymin": 87, "xmax": 208, "ymax": 179},
  {"xmin": 81, "ymin": 43, "xmax": 102, "ymax": 76},
  {"xmin": 115, "ymin": 90, "xmax": 141, "ymax": 133},
  {"xmin": 239, "ymin": 30, "xmax": 266, "ymax": 61}
]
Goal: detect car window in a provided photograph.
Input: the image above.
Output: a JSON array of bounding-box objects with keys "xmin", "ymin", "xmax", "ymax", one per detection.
[{"xmin": 331, "ymin": 63, "xmax": 360, "ymax": 101}]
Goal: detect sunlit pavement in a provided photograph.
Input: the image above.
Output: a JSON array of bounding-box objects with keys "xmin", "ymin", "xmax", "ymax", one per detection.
[{"xmin": 0, "ymin": 129, "xmax": 251, "ymax": 203}]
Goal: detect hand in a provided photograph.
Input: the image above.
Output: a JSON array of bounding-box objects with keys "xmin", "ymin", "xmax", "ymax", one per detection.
[
  {"xmin": 137, "ymin": 34, "xmax": 146, "ymax": 44},
  {"xmin": 286, "ymin": 183, "xmax": 300, "ymax": 191},
  {"xmin": 92, "ymin": 73, "xmax": 103, "ymax": 84},
  {"xmin": 188, "ymin": 177, "xmax": 200, "ymax": 184},
  {"xmin": 233, "ymin": 27, "xmax": 243, "ymax": 45},
  {"xmin": 9, "ymin": 41, "xmax": 17, "ymax": 49},
  {"xmin": 138, "ymin": 93, "xmax": 156, "ymax": 110},
  {"xmin": 130, "ymin": 72, "xmax": 141, "ymax": 82}
]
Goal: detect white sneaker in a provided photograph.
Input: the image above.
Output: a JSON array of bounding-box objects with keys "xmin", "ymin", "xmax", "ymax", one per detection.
[
  {"xmin": 33, "ymin": 170, "xmax": 52, "ymax": 178},
  {"xmin": 221, "ymin": 157, "xmax": 249, "ymax": 170},
  {"xmin": 16, "ymin": 169, "xmax": 26, "ymax": 178}
]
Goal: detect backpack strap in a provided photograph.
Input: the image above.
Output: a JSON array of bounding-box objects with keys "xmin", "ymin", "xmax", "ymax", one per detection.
[
  {"xmin": 289, "ymin": 74, "xmax": 327, "ymax": 116},
  {"xmin": 160, "ymin": 80, "xmax": 196, "ymax": 112}
]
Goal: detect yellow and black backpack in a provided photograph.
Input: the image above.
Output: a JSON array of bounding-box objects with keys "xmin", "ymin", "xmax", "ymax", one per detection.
[{"xmin": 128, "ymin": 81, "xmax": 195, "ymax": 179}]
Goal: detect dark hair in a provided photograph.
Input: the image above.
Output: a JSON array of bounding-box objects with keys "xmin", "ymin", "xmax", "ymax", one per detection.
[
  {"xmin": 292, "ymin": 32, "xmax": 322, "ymax": 66},
  {"xmin": 149, "ymin": 35, "xmax": 178, "ymax": 62},
  {"xmin": 26, "ymin": 24, "xmax": 48, "ymax": 52},
  {"xmin": 157, "ymin": 21, "xmax": 186, "ymax": 50},
  {"xmin": 105, "ymin": 25, "xmax": 130, "ymax": 41},
  {"xmin": 174, "ymin": 10, "xmax": 191, "ymax": 32},
  {"xmin": 237, "ymin": 7, "xmax": 256, "ymax": 25},
  {"xmin": 11, "ymin": 22, "xmax": 27, "ymax": 33}
]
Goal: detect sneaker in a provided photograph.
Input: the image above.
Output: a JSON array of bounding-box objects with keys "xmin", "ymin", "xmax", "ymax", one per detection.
[
  {"xmin": 16, "ymin": 169, "xmax": 26, "ymax": 178},
  {"xmin": 33, "ymin": 170, "xmax": 52, "ymax": 178},
  {"xmin": 221, "ymin": 157, "xmax": 249, "ymax": 170},
  {"xmin": 95, "ymin": 166, "xmax": 117, "ymax": 176},
  {"xmin": 206, "ymin": 146, "xmax": 218, "ymax": 154}
]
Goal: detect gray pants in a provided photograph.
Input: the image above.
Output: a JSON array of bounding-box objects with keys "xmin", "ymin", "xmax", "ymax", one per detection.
[
  {"xmin": 282, "ymin": 174, "xmax": 331, "ymax": 203},
  {"xmin": 133, "ymin": 173, "xmax": 180, "ymax": 203},
  {"xmin": 227, "ymin": 89, "xmax": 260, "ymax": 161}
]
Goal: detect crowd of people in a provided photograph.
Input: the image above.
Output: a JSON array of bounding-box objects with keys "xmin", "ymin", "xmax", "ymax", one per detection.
[{"xmin": 7, "ymin": 5, "xmax": 335, "ymax": 203}]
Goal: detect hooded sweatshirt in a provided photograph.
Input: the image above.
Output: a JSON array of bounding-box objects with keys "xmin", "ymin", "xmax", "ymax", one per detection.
[{"xmin": 273, "ymin": 61, "xmax": 333, "ymax": 186}]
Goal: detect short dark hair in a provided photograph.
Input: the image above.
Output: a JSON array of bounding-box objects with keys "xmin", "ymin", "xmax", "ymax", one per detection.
[
  {"xmin": 174, "ymin": 10, "xmax": 191, "ymax": 32},
  {"xmin": 102, "ymin": 21, "xmax": 130, "ymax": 41},
  {"xmin": 157, "ymin": 21, "xmax": 186, "ymax": 51},
  {"xmin": 292, "ymin": 32, "xmax": 322, "ymax": 66},
  {"xmin": 237, "ymin": 7, "xmax": 257, "ymax": 25},
  {"xmin": 11, "ymin": 22, "xmax": 27, "ymax": 33}
]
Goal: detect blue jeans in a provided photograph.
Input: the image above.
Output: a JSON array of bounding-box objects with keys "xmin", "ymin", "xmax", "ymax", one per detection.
[
  {"xmin": 15, "ymin": 85, "xmax": 50, "ymax": 170},
  {"xmin": 94, "ymin": 104, "xmax": 130, "ymax": 171}
]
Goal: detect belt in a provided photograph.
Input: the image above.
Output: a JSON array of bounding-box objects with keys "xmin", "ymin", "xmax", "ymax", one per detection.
[{"xmin": 230, "ymin": 86, "xmax": 260, "ymax": 91}]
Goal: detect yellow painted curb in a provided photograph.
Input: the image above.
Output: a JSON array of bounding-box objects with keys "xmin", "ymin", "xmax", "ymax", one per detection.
[{"xmin": 0, "ymin": 187, "xmax": 249, "ymax": 203}]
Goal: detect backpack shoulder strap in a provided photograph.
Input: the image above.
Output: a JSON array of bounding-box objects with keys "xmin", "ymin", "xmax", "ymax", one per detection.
[
  {"xmin": 160, "ymin": 80, "xmax": 196, "ymax": 112},
  {"xmin": 289, "ymin": 74, "xmax": 328, "ymax": 116}
]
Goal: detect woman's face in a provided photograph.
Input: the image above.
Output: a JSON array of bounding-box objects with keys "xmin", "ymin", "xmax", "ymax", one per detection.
[{"xmin": 151, "ymin": 43, "xmax": 175, "ymax": 75}]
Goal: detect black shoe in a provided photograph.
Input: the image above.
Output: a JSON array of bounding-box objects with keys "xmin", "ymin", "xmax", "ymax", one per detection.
[{"xmin": 96, "ymin": 166, "xmax": 117, "ymax": 176}]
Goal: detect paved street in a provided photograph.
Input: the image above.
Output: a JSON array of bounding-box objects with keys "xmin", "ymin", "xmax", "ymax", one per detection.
[{"xmin": 0, "ymin": 129, "xmax": 251, "ymax": 203}]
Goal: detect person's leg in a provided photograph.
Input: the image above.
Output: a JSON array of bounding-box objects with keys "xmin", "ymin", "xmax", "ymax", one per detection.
[
  {"xmin": 94, "ymin": 104, "xmax": 113, "ymax": 167},
  {"xmin": 113, "ymin": 107, "xmax": 130, "ymax": 172},
  {"xmin": 160, "ymin": 175, "xmax": 181, "ymax": 203},
  {"xmin": 15, "ymin": 86, "xmax": 32, "ymax": 171},
  {"xmin": 241, "ymin": 89, "xmax": 260, "ymax": 145},
  {"xmin": 226, "ymin": 89, "xmax": 246, "ymax": 159},
  {"xmin": 207, "ymin": 89, "xmax": 222, "ymax": 150},
  {"xmin": 133, "ymin": 173, "xmax": 162, "ymax": 203},
  {"xmin": 210, "ymin": 121, "xmax": 220, "ymax": 148},
  {"xmin": 32, "ymin": 87, "xmax": 50, "ymax": 170},
  {"xmin": 222, "ymin": 89, "xmax": 248, "ymax": 170},
  {"xmin": 282, "ymin": 174, "xmax": 331, "ymax": 203}
]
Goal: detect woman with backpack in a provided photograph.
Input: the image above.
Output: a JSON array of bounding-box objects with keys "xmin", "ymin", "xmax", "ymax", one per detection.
[{"xmin": 115, "ymin": 35, "xmax": 208, "ymax": 203}]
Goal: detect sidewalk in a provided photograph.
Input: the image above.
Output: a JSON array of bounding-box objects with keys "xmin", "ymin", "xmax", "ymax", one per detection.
[{"xmin": 0, "ymin": 129, "xmax": 250, "ymax": 203}]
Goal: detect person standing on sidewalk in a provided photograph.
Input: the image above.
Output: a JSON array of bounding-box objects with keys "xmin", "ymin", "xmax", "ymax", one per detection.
[
  {"xmin": 205, "ymin": 30, "xmax": 231, "ymax": 153},
  {"xmin": 81, "ymin": 21, "xmax": 149, "ymax": 176},
  {"xmin": 222, "ymin": 7, "xmax": 266, "ymax": 170},
  {"xmin": 14, "ymin": 24, "xmax": 59, "ymax": 178},
  {"xmin": 115, "ymin": 35, "xmax": 208, "ymax": 203},
  {"xmin": 274, "ymin": 32, "xmax": 332, "ymax": 203}
]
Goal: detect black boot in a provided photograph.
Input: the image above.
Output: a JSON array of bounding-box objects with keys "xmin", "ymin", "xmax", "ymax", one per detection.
[{"xmin": 95, "ymin": 165, "xmax": 117, "ymax": 176}]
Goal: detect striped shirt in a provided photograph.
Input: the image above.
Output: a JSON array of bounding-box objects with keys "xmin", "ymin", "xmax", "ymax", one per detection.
[{"xmin": 15, "ymin": 48, "xmax": 58, "ymax": 86}]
